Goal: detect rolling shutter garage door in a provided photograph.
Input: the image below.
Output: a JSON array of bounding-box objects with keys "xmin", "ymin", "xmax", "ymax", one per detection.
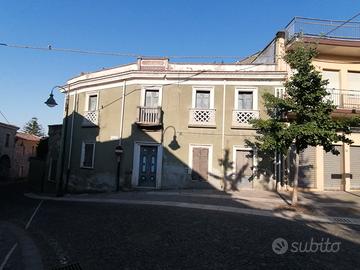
[
  {"xmin": 288, "ymin": 146, "xmax": 316, "ymax": 188},
  {"xmin": 298, "ymin": 147, "xmax": 316, "ymax": 188},
  {"xmin": 324, "ymin": 146, "xmax": 343, "ymax": 190},
  {"xmin": 350, "ymin": 146, "xmax": 360, "ymax": 190}
]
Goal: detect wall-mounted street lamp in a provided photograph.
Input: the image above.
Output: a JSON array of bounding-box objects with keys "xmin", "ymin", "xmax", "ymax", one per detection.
[
  {"xmin": 162, "ymin": 126, "xmax": 180, "ymax": 151},
  {"xmin": 168, "ymin": 135, "xmax": 180, "ymax": 151},
  {"xmin": 45, "ymin": 85, "xmax": 69, "ymax": 197},
  {"xmin": 44, "ymin": 90, "xmax": 58, "ymax": 107}
]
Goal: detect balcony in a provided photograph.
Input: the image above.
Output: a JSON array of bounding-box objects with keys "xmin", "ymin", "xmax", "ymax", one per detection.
[
  {"xmin": 136, "ymin": 106, "xmax": 162, "ymax": 127},
  {"xmin": 285, "ymin": 17, "xmax": 360, "ymax": 41},
  {"xmin": 284, "ymin": 89, "xmax": 360, "ymax": 120},
  {"xmin": 232, "ymin": 110, "xmax": 259, "ymax": 128},
  {"xmin": 188, "ymin": 108, "xmax": 216, "ymax": 127},
  {"xmin": 82, "ymin": 110, "xmax": 99, "ymax": 127},
  {"xmin": 328, "ymin": 89, "xmax": 360, "ymax": 115}
]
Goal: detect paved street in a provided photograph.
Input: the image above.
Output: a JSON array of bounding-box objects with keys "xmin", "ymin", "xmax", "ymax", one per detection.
[{"xmin": 1, "ymin": 183, "xmax": 360, "ymax": 270}]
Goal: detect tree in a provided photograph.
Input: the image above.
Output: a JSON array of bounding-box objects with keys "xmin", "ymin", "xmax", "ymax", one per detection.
[
  {"xmin": 23, "ymin": 117, "xmax": 45, "ymax": 137},
  {"xmin": 252, "ymin": 44, "xmax": 357, "ymax": 205}
]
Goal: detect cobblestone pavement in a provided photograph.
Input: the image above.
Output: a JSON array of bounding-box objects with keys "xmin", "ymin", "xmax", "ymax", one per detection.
[
  {"xmin": 1, "ymin": 183, "xmax": 360, "ymax": 270},
  {"xmin": 31, "ymin": 201, "xmax": 360, "ymax": 270}
]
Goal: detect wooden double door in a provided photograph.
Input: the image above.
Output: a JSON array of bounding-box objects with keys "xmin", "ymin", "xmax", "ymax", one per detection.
[{"xmin": 191, "ymin": 147, "xmax": 209, "ymax": 181}]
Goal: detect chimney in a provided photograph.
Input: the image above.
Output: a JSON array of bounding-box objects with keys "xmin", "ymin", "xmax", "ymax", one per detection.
[{"xmin": 275, "ymin": 31, "xmax": 286, "ymax": 71}]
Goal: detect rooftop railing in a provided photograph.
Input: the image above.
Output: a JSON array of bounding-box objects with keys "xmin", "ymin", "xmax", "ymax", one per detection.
[{"xmin": 285, "ymin": 17, "xmax": 360, "ymax": 41}]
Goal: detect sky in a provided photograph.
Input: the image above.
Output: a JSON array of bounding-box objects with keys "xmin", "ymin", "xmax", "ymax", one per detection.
[{"xmin": 1, "ymin": 0, "xmax": 359, "ymax": 132}]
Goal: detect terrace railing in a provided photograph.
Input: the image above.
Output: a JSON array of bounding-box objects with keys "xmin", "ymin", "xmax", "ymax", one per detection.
[{"xmin": 285, "ymin": 17, "xmax": 360, "ymax": 41}]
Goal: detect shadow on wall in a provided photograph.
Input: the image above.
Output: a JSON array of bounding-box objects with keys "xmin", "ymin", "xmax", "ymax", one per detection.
[
  {"xmin": 31, "ymin": 108, "xmax": 293, "ymax": 193},
  {"xmin": 32, "ymin": 108, "xmax": 315, "ymax": 194},
  {"xmin": 0, "ymin": 154, "xmax": 11, "ymax": 181},
  {"xmin": 53, "ymin": 110, "xmax": 219, "ymax": 193},
  {"xmin": 211, "ymin": 145, "xmax": 274, "ymax": 192},
  {"xmin": 217, "ymin": 139, "xmax": 315, "ymax": 191}
]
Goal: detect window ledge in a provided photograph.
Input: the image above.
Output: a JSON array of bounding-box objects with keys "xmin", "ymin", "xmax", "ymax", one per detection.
[{"xmin": 188, "ymin": 124, "xmax": 217, "ymax": 128}]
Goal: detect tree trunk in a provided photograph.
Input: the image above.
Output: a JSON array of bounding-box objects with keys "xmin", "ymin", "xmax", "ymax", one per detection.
[{"xmin": 292, "ymin": 150, "xmax": 299, "ymax": 205}]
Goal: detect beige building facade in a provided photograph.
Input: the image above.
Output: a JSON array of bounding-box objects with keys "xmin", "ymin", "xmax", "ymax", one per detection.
[
  {"xmin": 56, "ymin": 17, "xmax": 360, "ymax": 193},
  {"xmin": 14, "ymin": 132, "xmax": 40, "ymax": 179},
  {"xmin": 0, "ymin": 122, "xmax": 19, "ymax": 180},
  {"xmin": 255, "ymin": 17, "xmax": 360, "ymax": 191},
  {"xmin": 59, "ymin": 58, "xmax": 286, "ymax": 192}
]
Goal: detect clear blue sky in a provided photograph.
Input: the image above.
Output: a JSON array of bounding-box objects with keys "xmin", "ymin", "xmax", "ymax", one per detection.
[{"xmin": 1, "ymin": 0, "xmax": 359, "ymax": 132}]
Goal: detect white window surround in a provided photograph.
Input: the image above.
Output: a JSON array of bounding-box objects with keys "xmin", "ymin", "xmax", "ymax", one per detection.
[
  {"xmin": 80, "ymin": 141, "xmax": 96, "ymax": 169},
  {"xmin": 188, "ymin": 144, "xmax": 213, "ymax": 176},
  {"xmin": 192, "ymin": 86, "xmax": 215, "ymax": 109},
  {"xmin": 131, "ymin": 142, "xmax": 163, "ymax": 189},
  {"xmin": 47, "ymin": 157, "xmax": 57, "ymax": 182},
  {"xmin": 85, "ymin": 92, "xmax": 99, "ymax": 111},
  {"xmin": 234, "ymin": 87, "xmax": 258, "ymax": 110},
  {"xmin": 232, "ymin": 146, "xmax": 258, "ymax": 178},
  {"xmin": 275, "ymin": 87, "xmax": 286, "ymax": 98},
  {"xmin": 140, "ymin": 86, "xmax": 163, "ymax": 107}
]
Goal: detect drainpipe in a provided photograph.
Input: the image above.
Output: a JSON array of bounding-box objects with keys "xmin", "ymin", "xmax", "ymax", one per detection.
[
  {"xmin": 116, "ymin": 80, "xmax": 126, "ymax": 191},
  {"xmin": 64, "ymin": 88, "xmax": 77, "ymax": 193},
  {"xmin": 119, "ymin": 80, "xmax": 126, "ymax": 145},
  {"xmin": 221, "ymin": 80, "xmax": 226, "ymax": 190},
  {"xmin": 222, "ymin": 80, "xmax": 226, "ymax": 152}
]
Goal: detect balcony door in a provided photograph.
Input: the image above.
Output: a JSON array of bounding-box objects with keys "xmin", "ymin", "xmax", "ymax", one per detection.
[
  {"xmin": 237, "ymin": 91, "xmax": 253, "ymax": 110},
  {"xmin": 195, "ymin": 91, "xmax": 210, "ymax": 109},
  {"xmin": 87, "ymin": 94, "xmax": 98, "ymax": 111},
  {"xmin": 145, "ymin": 89, "xmax": 159, "ymax": 108}
]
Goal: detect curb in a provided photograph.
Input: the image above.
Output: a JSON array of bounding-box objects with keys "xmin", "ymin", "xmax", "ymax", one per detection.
[
  {"xmin": 24, "ymin": 193, "xmax": 360, "ymax": 226},
  {"xmin": 0, "ymin": 222, "xmax": 44, "ymax": 270}
]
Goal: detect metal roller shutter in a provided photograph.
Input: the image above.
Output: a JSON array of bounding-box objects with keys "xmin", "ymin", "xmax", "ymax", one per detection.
[
  {"xmin": 298, "ymin": 147, "xmax": 316, "ymax": 188},
  {"xmin": 324, "ymin": 146, "xmax": 343, "ymax": 190},
  {"xmin": 350, "ymin": 146, "xmax": 360, "ymax": 190}
]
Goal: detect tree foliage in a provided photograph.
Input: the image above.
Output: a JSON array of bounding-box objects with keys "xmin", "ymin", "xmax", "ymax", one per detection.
[
  {"xmin": 22, "ymin": 117, "xmax": 45, "ymax": 137},
  {"xmin": 251, "ymin": 44, "xmax": 359, "ymax": 204},
  {"xmin": 252, "ymin": 45, "xmax": 356, "ymax": 156}
]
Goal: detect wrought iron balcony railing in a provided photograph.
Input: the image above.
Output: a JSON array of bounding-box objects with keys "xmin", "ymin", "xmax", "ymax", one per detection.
[
  {"xmin": 189, "ymin": 108, "xmax": 216, "ymax": 126},
  {"xmin": 326, "ymin": 89, "xmax": 360, "ymax": 109},
  {"xmin": 136, "ymin": 106, "xmax": 162, "ymax": 126}
]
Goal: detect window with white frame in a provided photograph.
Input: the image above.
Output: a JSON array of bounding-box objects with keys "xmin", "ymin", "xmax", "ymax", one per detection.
[
  {"xmin": 237, "ymin": 91, "xmax": 253, "ymax": 110},
  {"xmin": 141, "ymin": 86, "xmax": 162, "ymax": 107},
  {"xmin": 192, "ymin": 87, "xmax": 214, "ymax": 109},
  {"xmin": 48, "ymin": 158, "xmax": 58, "ymax": 182},
  {"xmin": 83, "ymin": 93, "xmax": 99, "ymax": 126},
  {"xmin": 87, "ymin": 94, "xmax": 98, "ymax": 111},
  {"xmin": 234, "ymin": 88, "xmax": 258, "ymax": 111},
  {"xmin": 144, "ymin": 89, "xmax": 160, "ymax": 107},
  {"xmin": 80, "ymin": 142, "xmax": 95, "ymax": 168},
  {"xmin": 232, "ymin": 88, "xmax": 258, "ymax": 126}
]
